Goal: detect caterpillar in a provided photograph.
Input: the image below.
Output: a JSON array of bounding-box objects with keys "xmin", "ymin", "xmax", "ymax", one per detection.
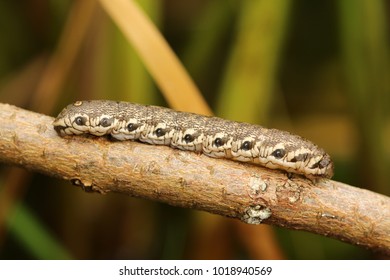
[{"xmin": 53, "ymin": 100, "xmax": 334, "ymax": 179}]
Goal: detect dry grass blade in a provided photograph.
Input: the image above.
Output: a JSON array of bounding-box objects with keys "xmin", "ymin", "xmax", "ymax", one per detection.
[{"xmin": 98, "ymin": 0, "xmax": 212, "ymax": 115}]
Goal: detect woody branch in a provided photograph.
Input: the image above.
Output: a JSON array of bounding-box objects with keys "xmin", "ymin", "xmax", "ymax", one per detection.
[{"xmin": 0, "ymin": 103, "xmax": 389, "ymax": 254}]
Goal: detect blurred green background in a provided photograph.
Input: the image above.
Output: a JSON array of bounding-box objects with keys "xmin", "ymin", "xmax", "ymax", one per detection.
[{"xmin": 0, "ymin": 0, "xmax": 389, "ymax": 259}]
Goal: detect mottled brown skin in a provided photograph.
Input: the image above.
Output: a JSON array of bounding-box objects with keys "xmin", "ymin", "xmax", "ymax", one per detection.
[{"xmin": 53, "ymin": 100, "xmax": 334, "ymax": 178}]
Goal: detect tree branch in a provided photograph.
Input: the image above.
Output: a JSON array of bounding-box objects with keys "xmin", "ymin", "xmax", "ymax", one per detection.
[{"xmin": 1, "ymin": 103, "xmax": 389, "ymax": 254}]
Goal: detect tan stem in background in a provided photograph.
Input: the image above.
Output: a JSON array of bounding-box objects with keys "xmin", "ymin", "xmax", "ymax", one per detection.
[{"xmin": 98, "ymin": 0, "xmax": 212, "ymax": 115}]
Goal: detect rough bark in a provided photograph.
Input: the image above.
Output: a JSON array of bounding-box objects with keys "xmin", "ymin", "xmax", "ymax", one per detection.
[{"xmin": 0, "ymin": 102, "xmax": 389, "ymax": 254}]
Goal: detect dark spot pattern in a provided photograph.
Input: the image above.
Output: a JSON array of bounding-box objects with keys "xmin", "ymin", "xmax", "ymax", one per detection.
[
  {"xmin": 100, "ymin": 118, "xmax": 112, "ymax": 127},
  {"xmin": 75, "ymin": 116, "xmax": 86, "ymax": 126},
  {"xmin": 155, "ymin": 128, "xmax": 166, "ymax": 137},
  {"xmin": 241, "ymin": 141, "xmax": 252, "ymax": 151},
  {"xmin": 127, "ymin": 123, "xmax": 138, "ymax": 132},
  {"xmin": 214, "ymin": 138, "xmax": 224, "ymax": 147},
  {"xmin": 271, "ymin": 149, "xmax": 285, "ymax": 159},
  {"xmin": 184, "ymin": 134, "xmax": 194, "ymax": 143},
  {"xmin": 290, "ymin": 153, "xmax": 308, "ymax": 163}
]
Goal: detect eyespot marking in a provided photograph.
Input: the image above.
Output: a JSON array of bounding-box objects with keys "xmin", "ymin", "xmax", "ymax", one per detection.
[
  {"xmin": 271, "ymin": 148, "xmax": 285, "ymax": 159},
  {"xmin": 214, "ymin": 138, "xmax": 224, "ymax": 147},
  {"xmin": 241, "ymin": 141, "xmax": 252, "ymax": 151},
  {"xmin": 100, "ymin": 117, "xmax": 112, "ymax": 127},
  {"xmin": 184, "ymin": 134, "xmax": 194, "ymax": 143},
  {"xmin": 74, "ymin": 116, "xmax": 86, "ymax": 126},
  {"xmin": 155, "ymin": 128, "xmax": 166, "ymax": 137}
]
